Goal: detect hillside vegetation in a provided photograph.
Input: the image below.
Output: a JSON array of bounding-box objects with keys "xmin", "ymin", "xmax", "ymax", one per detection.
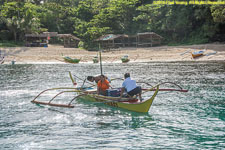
[{"xmin": 0, "ymin": 0, "xmax": 224, "ymax": 49}]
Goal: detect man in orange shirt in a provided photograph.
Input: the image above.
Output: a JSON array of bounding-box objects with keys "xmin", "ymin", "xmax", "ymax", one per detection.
[{"xmin": 97, "ymin": 75, "xmax": 111, "ymax": 96}]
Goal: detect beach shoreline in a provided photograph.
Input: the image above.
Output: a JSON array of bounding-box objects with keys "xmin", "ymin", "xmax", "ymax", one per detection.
[{"xmin": 1, "ymin": 43, "xmax": 224, "ymax": 64}]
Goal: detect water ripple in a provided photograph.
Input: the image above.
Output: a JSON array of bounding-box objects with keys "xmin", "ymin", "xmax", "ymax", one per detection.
[{"xmin": 0, "ymin": 62, "xmax": 224, "ymax": 149}]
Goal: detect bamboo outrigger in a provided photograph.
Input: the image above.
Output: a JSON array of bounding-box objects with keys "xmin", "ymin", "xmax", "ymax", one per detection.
[{"xmin": 31, "ymin": 85, "xmax": 160, "ymax": 113}]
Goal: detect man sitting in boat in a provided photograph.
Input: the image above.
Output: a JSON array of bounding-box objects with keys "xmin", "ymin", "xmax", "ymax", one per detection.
[
  {"xmin": 87, "ymin": 75, "xmax": 111, "ymax": 83},
  {"xmin": 97, "ymin": 75, "xmax": 111, "ymax": 96},
  {"xmin": 120, "ymin": 73, "xmax": 143, "ymax": 101}
]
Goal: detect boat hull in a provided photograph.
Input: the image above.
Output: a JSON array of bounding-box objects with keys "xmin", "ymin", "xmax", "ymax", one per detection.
[
  {"xmin": 63, "ymin": 57, "xmax": 80, "ymax": 63},
  {"xmin": 192, "ymin": 50, "xmax": 204, "ymax": 58},
  {"xmin": 78, "ymin": 86, "xmax": 159, "ymax": 113},
  {"xmin": 121, "ymin": 58, "xmax": 130, "ymax": 63}
]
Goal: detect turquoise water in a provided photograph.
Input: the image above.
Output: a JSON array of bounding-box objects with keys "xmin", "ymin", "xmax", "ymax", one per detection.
[{"xmin": 0, "ymin": 62, "xmax": 224, "ymax": 149}]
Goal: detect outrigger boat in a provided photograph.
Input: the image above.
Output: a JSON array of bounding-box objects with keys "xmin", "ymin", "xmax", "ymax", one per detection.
[{"xmin": 31, "ymin": 72, "xmax": 188, "ymax": 113}]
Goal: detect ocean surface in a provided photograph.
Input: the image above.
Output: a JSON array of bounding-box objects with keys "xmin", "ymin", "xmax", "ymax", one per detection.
[{"xmin": 0, "ymin": 62, "xmax": 224, "ymax": 150}]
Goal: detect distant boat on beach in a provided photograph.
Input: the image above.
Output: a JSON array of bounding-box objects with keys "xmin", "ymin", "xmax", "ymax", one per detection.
[
  {"xmin": 62, "ymin": 56, "xmax": 80, "ymax": 64},
  {"xmin": 121, "ymin": 55, "xmax": 130, "ymax": 63},
  {"xmin": 93, "ymin": 56, "xmax": 99, "ymax": 63},
  {"xmin": 192, "ymin": 50, "xmax": 204, "ymax": 58}
]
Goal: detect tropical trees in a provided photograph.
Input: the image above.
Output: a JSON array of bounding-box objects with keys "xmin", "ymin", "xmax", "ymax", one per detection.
[
  {"xmin": 0, "ymin": 0, "xmax": 224, "ymax": 46},
  {"xmin": 0, "ymin": 1, "xmax": 41, "ymax": 41}
]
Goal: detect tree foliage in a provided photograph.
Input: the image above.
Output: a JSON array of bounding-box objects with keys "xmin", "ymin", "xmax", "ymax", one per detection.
[{"xmin": 0, "ymin": 0, "xmax": 224, "ymax": 46}]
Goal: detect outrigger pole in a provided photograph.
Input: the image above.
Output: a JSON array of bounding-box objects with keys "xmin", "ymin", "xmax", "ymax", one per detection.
[{"xmin": 99, "ymin": 44, "xmax": 103, "ymax": 75}]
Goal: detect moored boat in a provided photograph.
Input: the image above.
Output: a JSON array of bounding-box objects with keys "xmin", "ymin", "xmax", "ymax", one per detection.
[
  {"xmin": 63, "ymin": 56, "xmax": 80, "ymax": 63},
  {"xmin": 93, "ymin": 56, "xmax": 99, "ymax": 63},
  {"xmin": 121, "ymin": 55, "xmax": 130, "ymax": 63},
  {"xmin": 192, "ymin": 50, "xmax": 204, "ymax": 58}
]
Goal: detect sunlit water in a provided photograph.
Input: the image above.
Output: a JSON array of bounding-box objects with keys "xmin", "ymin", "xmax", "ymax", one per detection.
[{"xmin": 0, "ymin": 62, "xmax": 224, "ymax": 149}]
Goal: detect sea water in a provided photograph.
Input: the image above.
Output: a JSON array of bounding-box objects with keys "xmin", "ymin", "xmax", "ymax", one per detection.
[{"xmin": 0, "ymin": 62, "xmax": 224, "ymax": 149}]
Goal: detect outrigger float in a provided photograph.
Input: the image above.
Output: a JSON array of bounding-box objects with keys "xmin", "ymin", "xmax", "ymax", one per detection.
[{"xmin": 31, "ymin": 73, "xmax": 188, "ymax": 113}]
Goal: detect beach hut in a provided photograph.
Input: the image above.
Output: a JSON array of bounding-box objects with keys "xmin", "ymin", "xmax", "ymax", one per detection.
[
  {"xmin": 25, "ymin": 34, "xmax": 48, "ymax": 47},
  {"xmin": 95, "ymin": 32, "xmax": 163, "ymax": 49},
  {"xmin": 136, "ymin": 32, "xmax": 163, "ymax": 47},
  {"xmin": 57, "ymin": 34, "xmax": 80, "ymax": 48}
]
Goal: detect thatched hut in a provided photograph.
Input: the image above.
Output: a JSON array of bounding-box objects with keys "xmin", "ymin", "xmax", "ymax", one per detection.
[
  {"xmin": 25, "ymin": 32, "xmax": 80, "ymax": 48},
  {"xmin": 25, "ymin": 34, "xmax": 49, "ymax": 47},
  {"xmin": 57, "ymin": 34, "xmax": 80, "ymax": 48},
  {"xmin": 95, "ymin": 34, "xmax": 128, "ymax": 49},
  {"xmin": 95, "ymin": 32, "xmax": 163, "ymax": 49}
]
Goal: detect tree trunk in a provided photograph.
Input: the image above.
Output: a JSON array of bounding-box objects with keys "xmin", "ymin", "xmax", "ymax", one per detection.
[{"xmin": 14, "ymin": 31, "xmax": 17, "ymax": 42}]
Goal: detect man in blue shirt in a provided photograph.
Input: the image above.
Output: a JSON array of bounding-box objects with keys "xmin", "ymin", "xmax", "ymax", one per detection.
[{"xmin": 120, "ymin": 73, "xmax": 143, "ymax": 101}]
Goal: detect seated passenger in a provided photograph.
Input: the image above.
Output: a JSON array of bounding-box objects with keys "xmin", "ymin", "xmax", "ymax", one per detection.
[
  {"xmin": 97, "ymin": 75, "xmax": 111, "ymax": 96},
  {"xmin": 120, "ymin": 73, "xmax": 143, "ymax": 101}
]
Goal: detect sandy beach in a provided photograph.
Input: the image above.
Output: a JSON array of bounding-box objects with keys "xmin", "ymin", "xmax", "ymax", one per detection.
[{"xmin": 1, "ymin": 43, "xmax": 225, "ymax": 64}]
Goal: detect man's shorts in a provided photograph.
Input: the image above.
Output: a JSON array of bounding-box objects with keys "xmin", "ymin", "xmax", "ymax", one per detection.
[{"xmin": 127, "ymin": 86, "xmax": 141, "ymax": 96}]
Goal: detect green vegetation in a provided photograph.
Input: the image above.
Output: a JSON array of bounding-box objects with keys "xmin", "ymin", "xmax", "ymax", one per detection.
[
  {"xmin": 0, "ymin": 0, "xmax": 224, "ymax": 49},
  {"xmin": 0, "ymin": 41, "xmax": 24, "ymax": 47}
]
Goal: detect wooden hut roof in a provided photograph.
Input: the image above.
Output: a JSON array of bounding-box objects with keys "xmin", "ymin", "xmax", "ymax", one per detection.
[
  {"xmin": 43, "ymin": 32, "xmax": 58, "ymax": 37},
  {"xmin": 57, "ymin": 34, "xmax": 80, "ymax": 41},
  {"xmin": 137, "ymin": 32, "xmax": 163, "ymax": 39},
  {"xmin": 95, "ymin": 34, "xmax": 128, "ymax": 41},
  {"xmin": 25, "ymin": 34, "xmax": 48, "ymax": 38}
]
